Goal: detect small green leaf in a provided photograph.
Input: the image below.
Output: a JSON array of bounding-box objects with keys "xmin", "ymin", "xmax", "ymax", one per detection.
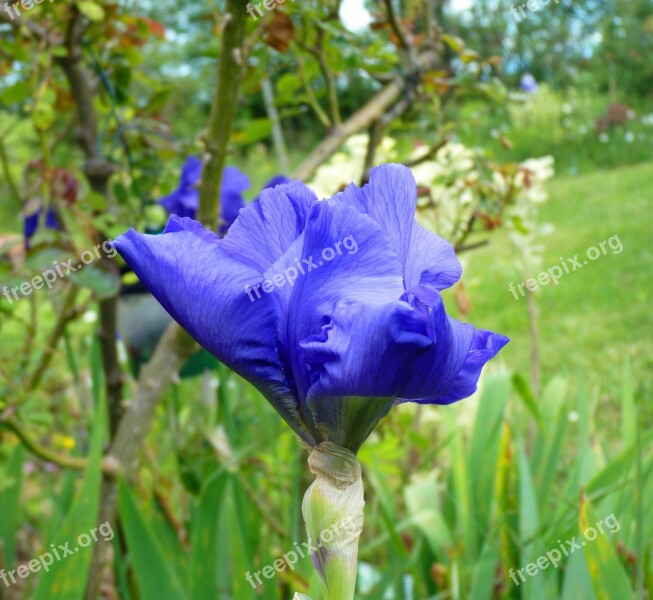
[
  {"xmin": 233, "ymin": 118, "xmax": 273, "ymax": 144},
  {"xmin": 77, "ymin": 1, "xmax": 105, "ymax": 22},
  {"xmin": 33, "ymin": 99, "xmax": 55, "ymax": 130},
  {"xmin": 442, "ymin": 34, "xmax": 465, "ymax": 53},
  {"xmin": 68, "ymin": 264, "xmax": 120, "ymax": 299},
  {"xmin": 0, "ymin": 81, "xmax": 31, "ymax": 104}
]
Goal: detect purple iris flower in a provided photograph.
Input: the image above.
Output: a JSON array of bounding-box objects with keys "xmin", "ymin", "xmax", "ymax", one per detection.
[
  {"xmin": 158, "ymin": 157, "xmax": 205, "ymax": 220},
  {"xmin": 218, "ymin": 166, "xmax": 251, "ymax": 235},
  {"xmin": 160, "ymin": 157, "xmax": 280, "ymax": 235},
  {"xmin": 24, "ymin": 205, "xmax": 60, "ymax": 247},
  {"xmin": 116, "ymin": 164, "xmax": 508, "ymax": 453},
  {"xmin": 520, "ymin": 73, "xmax": 538, "ymax": 93}
]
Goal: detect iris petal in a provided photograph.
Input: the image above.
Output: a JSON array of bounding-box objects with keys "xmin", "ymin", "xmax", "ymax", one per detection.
[
  {"xmin": 299, "ymin": 301, "xmax": 429, "ymax": 452},
  {"xmin": 159, "ymin": 188, "xmax": 199, "ymax": 219},
  {"xmin": 267, "ymin": 200, "xmax": 405, "ymax": 445},
  {"xmin": 333, "ymin": 164, "xmax": 462, "ymax": 292},
  {"xmin": 333, "ymin": 164, "xmax": 415, "ymax": 267},
  {"xmin": 432, "ymin": 329, "xmax": 510, "ymax": 404},
  {"xmin": 221, "ymin": 181, "xmax": 318, "ymax": 272},
  {"xmin": 404, "ymin": 222, "xmax": 462, "ymax": 292},
  {"xmin": 113, "ymin": 215, "xmax": 311, "ymax": 444}
]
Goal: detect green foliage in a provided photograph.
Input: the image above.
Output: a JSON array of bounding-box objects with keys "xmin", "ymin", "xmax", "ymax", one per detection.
[
  {"xmin": 0, "ymin": 445, "xmax": 24, "ymax": 568},
  {"xmin": 31, "ymin": 361, "xmax": 106, "ymax": 600}
]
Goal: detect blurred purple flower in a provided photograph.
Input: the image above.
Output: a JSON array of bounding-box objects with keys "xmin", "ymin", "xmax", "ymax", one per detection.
[
  {"xmin": 159, "ymin": 157, "xmax": 288, "ymax": 234},
  {"xmin": 117, "ymin": 164, "xmax": 508, "ymax": 453},
  {"xmin": 158, "ymin": 156, "xmax": 204, "ymax": 220},
  {"xmin": 24, "ymin": 205, "xmax": 60, "ymax": 248},
  {"xmin": 218, "ymin": 166, "xmax": 251, "ymax": 235},
  {"xmin": 520, "ymin": 73, "xmax": 538, "ymax": 93}
]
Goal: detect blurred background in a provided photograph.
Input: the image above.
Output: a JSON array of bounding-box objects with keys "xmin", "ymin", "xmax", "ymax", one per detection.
[{"xmin": 0, "ymin": 0, "xmax": 651, "ymax": 598}]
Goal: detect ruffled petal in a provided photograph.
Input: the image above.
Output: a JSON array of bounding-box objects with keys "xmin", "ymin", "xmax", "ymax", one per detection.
[
  {"xmin": 300, "ymin": 301, "xmax": 432, "ymax": 398},
  {"xmin": 333, "ymin": 164, "xmax": 462, "ymax": 293},
  {"xmin": 160, "ymin": 188, "xmax": 199, "ymax": 219},
  {"xmin": 395, "ymin": 293, "xmax": 509, "ymax": 404},
  {"xmin": 221, "ymin": 181, "xmax": 318, "ymax": 272},
  {"xmin": 300, "ymin": 301, "xmax": 431, "ymax": 451},
  {"xmin": 431, "ymin": 329, "xmax": 510, "ymax": 404},
  {"xmin": 404, "ymin": 222, "xmax": 462, "ymax": 292},
  {"xmin": 113, "ymin": 215, "xmax": 312, "ymax": 443},
  {"xmin": 219, "ymin": 166, "xmax": 251, "ymax": 234},
  {"xmin": 258, "ymin": 199, "xmax": 404, "ymax": 443},
  {"xmin": 333, "ymin": 164, "xmax": 416, "ymax": 267}
]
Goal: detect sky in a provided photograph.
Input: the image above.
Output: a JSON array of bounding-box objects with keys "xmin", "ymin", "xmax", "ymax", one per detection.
[{"xmin": 340, "ymin": 0, "xmax": 472, "ymax": 32}]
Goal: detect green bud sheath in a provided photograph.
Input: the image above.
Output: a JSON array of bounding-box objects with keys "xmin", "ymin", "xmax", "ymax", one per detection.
[{"xmin": 300, "ymin": 442, "xmax": 364, "ymax": 600}]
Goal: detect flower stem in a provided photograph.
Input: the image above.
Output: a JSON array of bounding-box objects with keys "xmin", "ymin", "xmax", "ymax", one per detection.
[{"xmin": 301, "ymin": 442, "xmax": 364, "ymax": 600}]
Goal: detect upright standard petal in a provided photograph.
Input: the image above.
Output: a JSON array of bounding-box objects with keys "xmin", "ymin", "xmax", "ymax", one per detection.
[
  {"xmin": 221, "ymin": 181, "xmax": 318, "ymax": 272},
  {"xmin": 267, "ymin": 199, "xmax": 405, "ymax": 447},
  {"xmin": 333, "ymin": 164, "xmax": 462, "ymax": 293}
]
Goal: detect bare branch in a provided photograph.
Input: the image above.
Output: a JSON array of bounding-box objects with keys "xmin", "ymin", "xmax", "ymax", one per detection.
[
  {"xmin": 293, "ymin": 49, "xmax": 440, "ymax": 181},
  {"xmin": 382, "ymin": 0, "xmax": 410, "ymax": 52}
]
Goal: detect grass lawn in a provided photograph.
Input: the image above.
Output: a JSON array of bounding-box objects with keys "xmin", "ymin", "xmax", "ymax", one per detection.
[{"xmin": 461, "ymin": 161, "xmax": 653, "ymax": 421}]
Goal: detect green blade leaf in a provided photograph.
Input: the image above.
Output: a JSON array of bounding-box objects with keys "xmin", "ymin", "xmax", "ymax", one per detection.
[
  {"xmin": 0, "ymin": 445, "xmax": 24, "ymax": 568},
  {"xmin": 189, "ymin": 469, "xmax": 230, "ymax": 600},
  {"xmin": 31, "ymin": 396, "xmax": 105, "ymax": 600},
  {"xmin": 119, "ymin": 480, "xmax": 189, "ymax": 600},
  {"xmin": 580, "ymin": 497, "xmax": 632, "ymax": 600}
]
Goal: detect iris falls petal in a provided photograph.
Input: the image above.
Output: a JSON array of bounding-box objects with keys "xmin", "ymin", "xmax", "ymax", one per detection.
[{"xmin": 113, "ymin": 215, "xmax": 311, "ymax": 444}]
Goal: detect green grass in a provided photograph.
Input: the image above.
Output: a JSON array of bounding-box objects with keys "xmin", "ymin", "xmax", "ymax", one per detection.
[{"xmin": 462, "ymin": 161, "xmax": 653, "ymax": 419}]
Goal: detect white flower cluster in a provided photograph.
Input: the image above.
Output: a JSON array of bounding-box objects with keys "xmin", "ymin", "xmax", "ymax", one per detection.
[
  {"xmin": 411, "ymin": 142, "xmax": 480, "ymax": 243},
  {"xmin": 308, "ymin": 135, "xmax": 397, "ymax": 200},
  {"xmin": 309, "ymin": 136, "xmax": 483, "ymax": 243},
  {"xmin": 504, "ymin": 156, "xmax": 556, "ymax": 268},
  {"xmin": 308, "ymin": 135, "xmax": 555, "ymax": 255}
]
